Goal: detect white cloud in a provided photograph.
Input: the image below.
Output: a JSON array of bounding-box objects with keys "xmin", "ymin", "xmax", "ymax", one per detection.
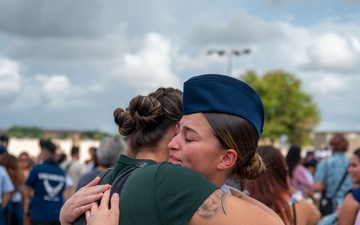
[
  {"xmin": 350, "ymin": 36, "xmax": 360, "ymax": 51},
  {"xmin": 302, "ymin": 33, "xmax": 360, "ymax": 72},
  {"xmin": 7, "ymin": 73, "xmax": 102, "ymax": 111},
  {"xmin": 1, "ymin": 1, "xmax": 360, "ymax": 132},
  {"xmin": 0, "ymin": 58, "xmax": 21, "ymax": 96},
  {"xmin": 112, "ymin": 32, "xmax": 181, "ymax": 94},
  {"xmin": 309, "ymin": 75, "xmax": 347, "ymax": 96},
  {"xmin": 37, "ymin": 74, "xmax": 71, "ymax": 103}
]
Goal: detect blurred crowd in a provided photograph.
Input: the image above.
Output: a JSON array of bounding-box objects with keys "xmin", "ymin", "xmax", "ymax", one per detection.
[
  {"xmin": 0, "ymin": 134, "xmax": 126, "ymax": 225},
  {"xmin": 0, "ymin": 131, "xmax": 359, "ymax": 225}
]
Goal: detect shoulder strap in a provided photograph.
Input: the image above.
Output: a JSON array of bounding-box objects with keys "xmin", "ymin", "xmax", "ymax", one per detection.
[
  {"xmin": 73, "ymin": 162, "xmax": 148, "ymax": 225},
  {"xmin": 324, "ymin": 159, "xmax": 348, "ymax": 198},
  {"xmin": 108, "ymin": 162, "xmax": 147, "ymax": 207},
  {"xmin": 331, "ymin": 169, "xmax": 348, "ymax": 198},
  {"xmin": 97, "ymin": 167, "xmax": 114, "ymax": 184},
  {"xmin": 292, "ymin": 204, "xmax": 297, "ymax": 225}
]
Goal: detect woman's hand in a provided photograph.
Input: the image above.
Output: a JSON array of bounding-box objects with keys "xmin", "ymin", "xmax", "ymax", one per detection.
[
  {"xmin": 59, "ymin": 177, "xmax": 111, "ymax": 225},
  {"xmin": 86, "ymin": 189, "xmax": 120, "ymax": 225}
]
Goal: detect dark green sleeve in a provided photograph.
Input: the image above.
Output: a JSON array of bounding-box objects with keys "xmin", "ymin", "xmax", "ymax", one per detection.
[{"xmin": 154, "ymin": 162, "xmax": 219, "ymax": 225}]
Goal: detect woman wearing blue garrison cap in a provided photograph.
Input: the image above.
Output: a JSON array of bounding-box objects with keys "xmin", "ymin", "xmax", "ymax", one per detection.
[{"xmin": 60, "ymin": 75, "xmax": 283, "ymax": 225}]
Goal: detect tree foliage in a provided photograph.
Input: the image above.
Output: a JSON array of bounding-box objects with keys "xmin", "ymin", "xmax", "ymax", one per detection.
[
  {"xmin": 5, "ymin": 126, "xmax": 109, "ymax": 140},
  {"xmin": 7, "ymin": 126, "xmax": 44, "ymax": 138},
  {"xmin": 80, "ymin": 131, "xmax": 109, "ymax": 140},
  {"xmin": 239, "ymin": 70, "xmax": 321, "ymax": 145}
]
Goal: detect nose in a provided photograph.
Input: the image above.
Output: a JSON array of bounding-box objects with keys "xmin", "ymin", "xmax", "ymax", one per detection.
[{"xmin": 168, "ymin": 134, "xmax": 180, "ymax": 152}]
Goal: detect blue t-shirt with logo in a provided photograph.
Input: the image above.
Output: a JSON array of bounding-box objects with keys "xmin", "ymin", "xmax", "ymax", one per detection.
[{"xmin": 25, "ymin": 159, "xmax": 66, "ymax": 222}]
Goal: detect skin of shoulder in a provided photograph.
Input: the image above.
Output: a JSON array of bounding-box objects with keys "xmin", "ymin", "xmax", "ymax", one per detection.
[
  {"xmin": 338, "ymin": 192, "xmax": 360, "ymax": 225},
  {"xmin": 295, "ymin": 198, "xmax": 321, "ymax": 225},
  {"xmin": 188, "ymin": 189, "xmax": 284, "ymax": 225},
  {"xmin": 228, "ymin": 186, "xmax": 283, "ymax": 224}
]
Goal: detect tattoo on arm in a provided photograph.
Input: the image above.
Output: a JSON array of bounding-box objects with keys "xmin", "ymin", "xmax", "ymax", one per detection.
[
  {"xmin": 236, "ymin": 192, "xmax": 244, "ymax": 199},
  {"xmin": 196, "ymin": 189, "xmax": 227, "ymax": 220}
]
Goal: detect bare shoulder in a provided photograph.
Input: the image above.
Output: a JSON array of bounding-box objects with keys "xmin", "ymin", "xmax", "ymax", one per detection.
[
  {"xmin": 296, "ymin": 199, "xmax": 321, "ymax": 225},
  {"xmin": 338, "ymin": 193, "xmax": 360, "ymax": 225},
  {"xmin": 297, "ymin": 198, "xmax": 320, "ymax": 213},
  {"xmin": 189, "ymin": 189, "xmax": 284, "ymax": 225}
]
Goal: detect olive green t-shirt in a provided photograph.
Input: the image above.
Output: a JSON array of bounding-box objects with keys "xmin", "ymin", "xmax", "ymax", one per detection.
[{"xmin": 111, "ymin": 155, "xmax": 219, "ymax": 225}]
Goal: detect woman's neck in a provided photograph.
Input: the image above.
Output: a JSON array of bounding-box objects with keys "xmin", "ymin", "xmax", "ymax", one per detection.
[
  {"xmin": 208, "ymin": 172, "xmax": 228, "ymax": 188},
  {"xmin": 135, "ymin": 149, "xmax": 169, "ymax": 162}
]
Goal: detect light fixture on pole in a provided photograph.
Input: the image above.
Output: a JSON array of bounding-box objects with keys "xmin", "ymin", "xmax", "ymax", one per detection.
[{"xmin": 206, "ymin": 48, "xmax": 251, "ymax": 75}]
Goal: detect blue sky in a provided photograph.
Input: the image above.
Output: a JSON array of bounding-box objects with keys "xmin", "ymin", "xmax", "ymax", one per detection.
[{"xmin": 0, "ymin": 0, "xmax": 360, "ymax": 135}]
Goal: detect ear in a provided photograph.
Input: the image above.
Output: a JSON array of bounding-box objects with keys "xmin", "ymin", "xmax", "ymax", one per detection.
[{"xmin": 217, "ymin": 149, "xmax": 237, "ymax": 171}]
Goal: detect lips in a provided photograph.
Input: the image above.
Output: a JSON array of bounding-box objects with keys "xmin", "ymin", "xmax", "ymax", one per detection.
[{"xmin": 169, "ymin": 155, "xmax": 182, "ymax": 164}]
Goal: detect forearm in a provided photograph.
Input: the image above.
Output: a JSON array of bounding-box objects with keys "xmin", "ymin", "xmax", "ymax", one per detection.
[
  {"xmin": 314, "ymin": 181, "xmax": 324, "ymax": 192},
  {"xmin": 22, "ymin": 186, "xmax": 31, "ymax": 214},
  {"xmin": 1, "ymin": 192, "xmax": 11, "ymax": 208}
]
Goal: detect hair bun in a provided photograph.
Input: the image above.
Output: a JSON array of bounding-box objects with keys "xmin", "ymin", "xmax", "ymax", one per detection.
[
  {"xmin": 129, "ymin": 95, "xmax": 164, "ymax": 129},
  {"xmin": 114, "ymin": 108, "xmax": 135, "ymax": 136}
]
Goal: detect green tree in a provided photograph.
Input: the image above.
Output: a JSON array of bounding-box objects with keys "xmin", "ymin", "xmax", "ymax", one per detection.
[
  {"xmin": 240, "ymin": 70, "xmax": 321, "ymax": 145},
  {"xmin": 80, "ymin": 130, "xmax": 109, "ymax": 140},
  {"xmin": 7, "ymin": 126, "xmax": 44, "ymax": 138}
]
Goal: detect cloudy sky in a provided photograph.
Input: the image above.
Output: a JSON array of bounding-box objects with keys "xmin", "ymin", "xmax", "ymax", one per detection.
[{"xmin": 0, "ymin": 0, "xmax": 360, "ymax": 135}]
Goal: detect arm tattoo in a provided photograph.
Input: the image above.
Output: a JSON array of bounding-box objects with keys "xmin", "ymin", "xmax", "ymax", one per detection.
[
  {"xmin": 236, "ymin": 192, "xmax": 244, "ymax": 199},
  {"xmin": 215, "ymin": 190, "xmax": 227, "ymax": 215},
  {"xmin": 196, "ymin": 189, "xmax": 227, "ymax": 220}
]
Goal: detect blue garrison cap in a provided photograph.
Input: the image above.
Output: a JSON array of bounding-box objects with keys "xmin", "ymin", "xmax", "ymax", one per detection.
[{"xmin": 183, "ymin": 74, "xmax": 264, "ymax": 138}]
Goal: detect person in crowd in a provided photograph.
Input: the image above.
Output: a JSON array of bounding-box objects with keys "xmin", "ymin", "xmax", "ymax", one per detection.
[
  {"xmin": 56, "ymin": 151, "xmax": 68, "ymax": 165},
  {"xmin": 17, "ymin": 151, "xmax": 33, "ymax": 225},
  {"xmin": 337, "ymin": 148, "xmax": 360, "ymax": 225},
  {"xmin": 314, "ymin": 133, "xmax": 353, "ymax": 214},
  {"xmin": 56, "ymin": 151, "xmax": 75, "ymax": 200},
  {"xmin": 76, "ymin": 136, "xmax": 126, "ymax": 190},
  {"xmin": 60, "ymin": 75, "xmax": 283, "ymax": 225},
  {"xmin": 17, "ymin": 152, "xmax": 33, "ymax": 179},
  {"xmin": 61, "ymin": 146, "xmax": 86, "ymax": 196},
  {"xmin": 304, "ymin": 151, "xmax": 318, "ymax": 164},
  {"xmin": 0, "ymin": 154, "xmax": 25, "ymax": 225},
  {"xmin": 23, "ymin": 139, "xmax": 66, "ymax": 225},
  {"xmin": 0, "ymin": 148, "xmax": 14, "ymax": 225},
  {"xmin": 303, "ymin": 152, "xmax": 318, "ymax": 178},
  {"xmin": 0, "ymin": 135, "xmax": 9, "ymax": 148},
  {"xmin": 85, "ymin": 147, "xmax": 98, "ymax": 172},
  {"xmin": 0, "ymin": 145, "xmax": 8, "ymax": 160},
  {"xmin": 285, "ymin": 145, "xmax": 315, "ymax": 200},
  {"xmin": 246, "ymin": 145, "xmax": 321, "ymax": 225}
]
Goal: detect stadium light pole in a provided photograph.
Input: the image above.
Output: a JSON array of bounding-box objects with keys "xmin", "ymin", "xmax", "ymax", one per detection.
[{"xmin": 206, "ymin": 48, "xmax": 251, "ymax": 76}]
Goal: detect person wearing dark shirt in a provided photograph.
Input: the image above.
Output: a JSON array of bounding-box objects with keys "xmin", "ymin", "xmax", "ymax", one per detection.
[{"xmin": 24, "ymin": 140, "xmax": 66, "ymax": 225}]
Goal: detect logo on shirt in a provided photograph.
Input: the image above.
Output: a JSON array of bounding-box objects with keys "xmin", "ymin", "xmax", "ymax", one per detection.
[{"xmin": 38, "ymin": 173, "xmax": 65, "ymax": 202}]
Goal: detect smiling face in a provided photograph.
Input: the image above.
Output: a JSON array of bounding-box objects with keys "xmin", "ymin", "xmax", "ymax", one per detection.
[
  {"xmin": 348, "ymin": 154, "xmax": 360, "ymax": 185},
  {"xmin": 168, "ymin": 113, "xmax": 227, "ymax": 182}
]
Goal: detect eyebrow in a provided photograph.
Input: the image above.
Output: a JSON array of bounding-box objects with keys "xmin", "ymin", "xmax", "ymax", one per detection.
[{"xmin": 179, "ymin": 123, "xmax": 199, "ymax": 135}]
